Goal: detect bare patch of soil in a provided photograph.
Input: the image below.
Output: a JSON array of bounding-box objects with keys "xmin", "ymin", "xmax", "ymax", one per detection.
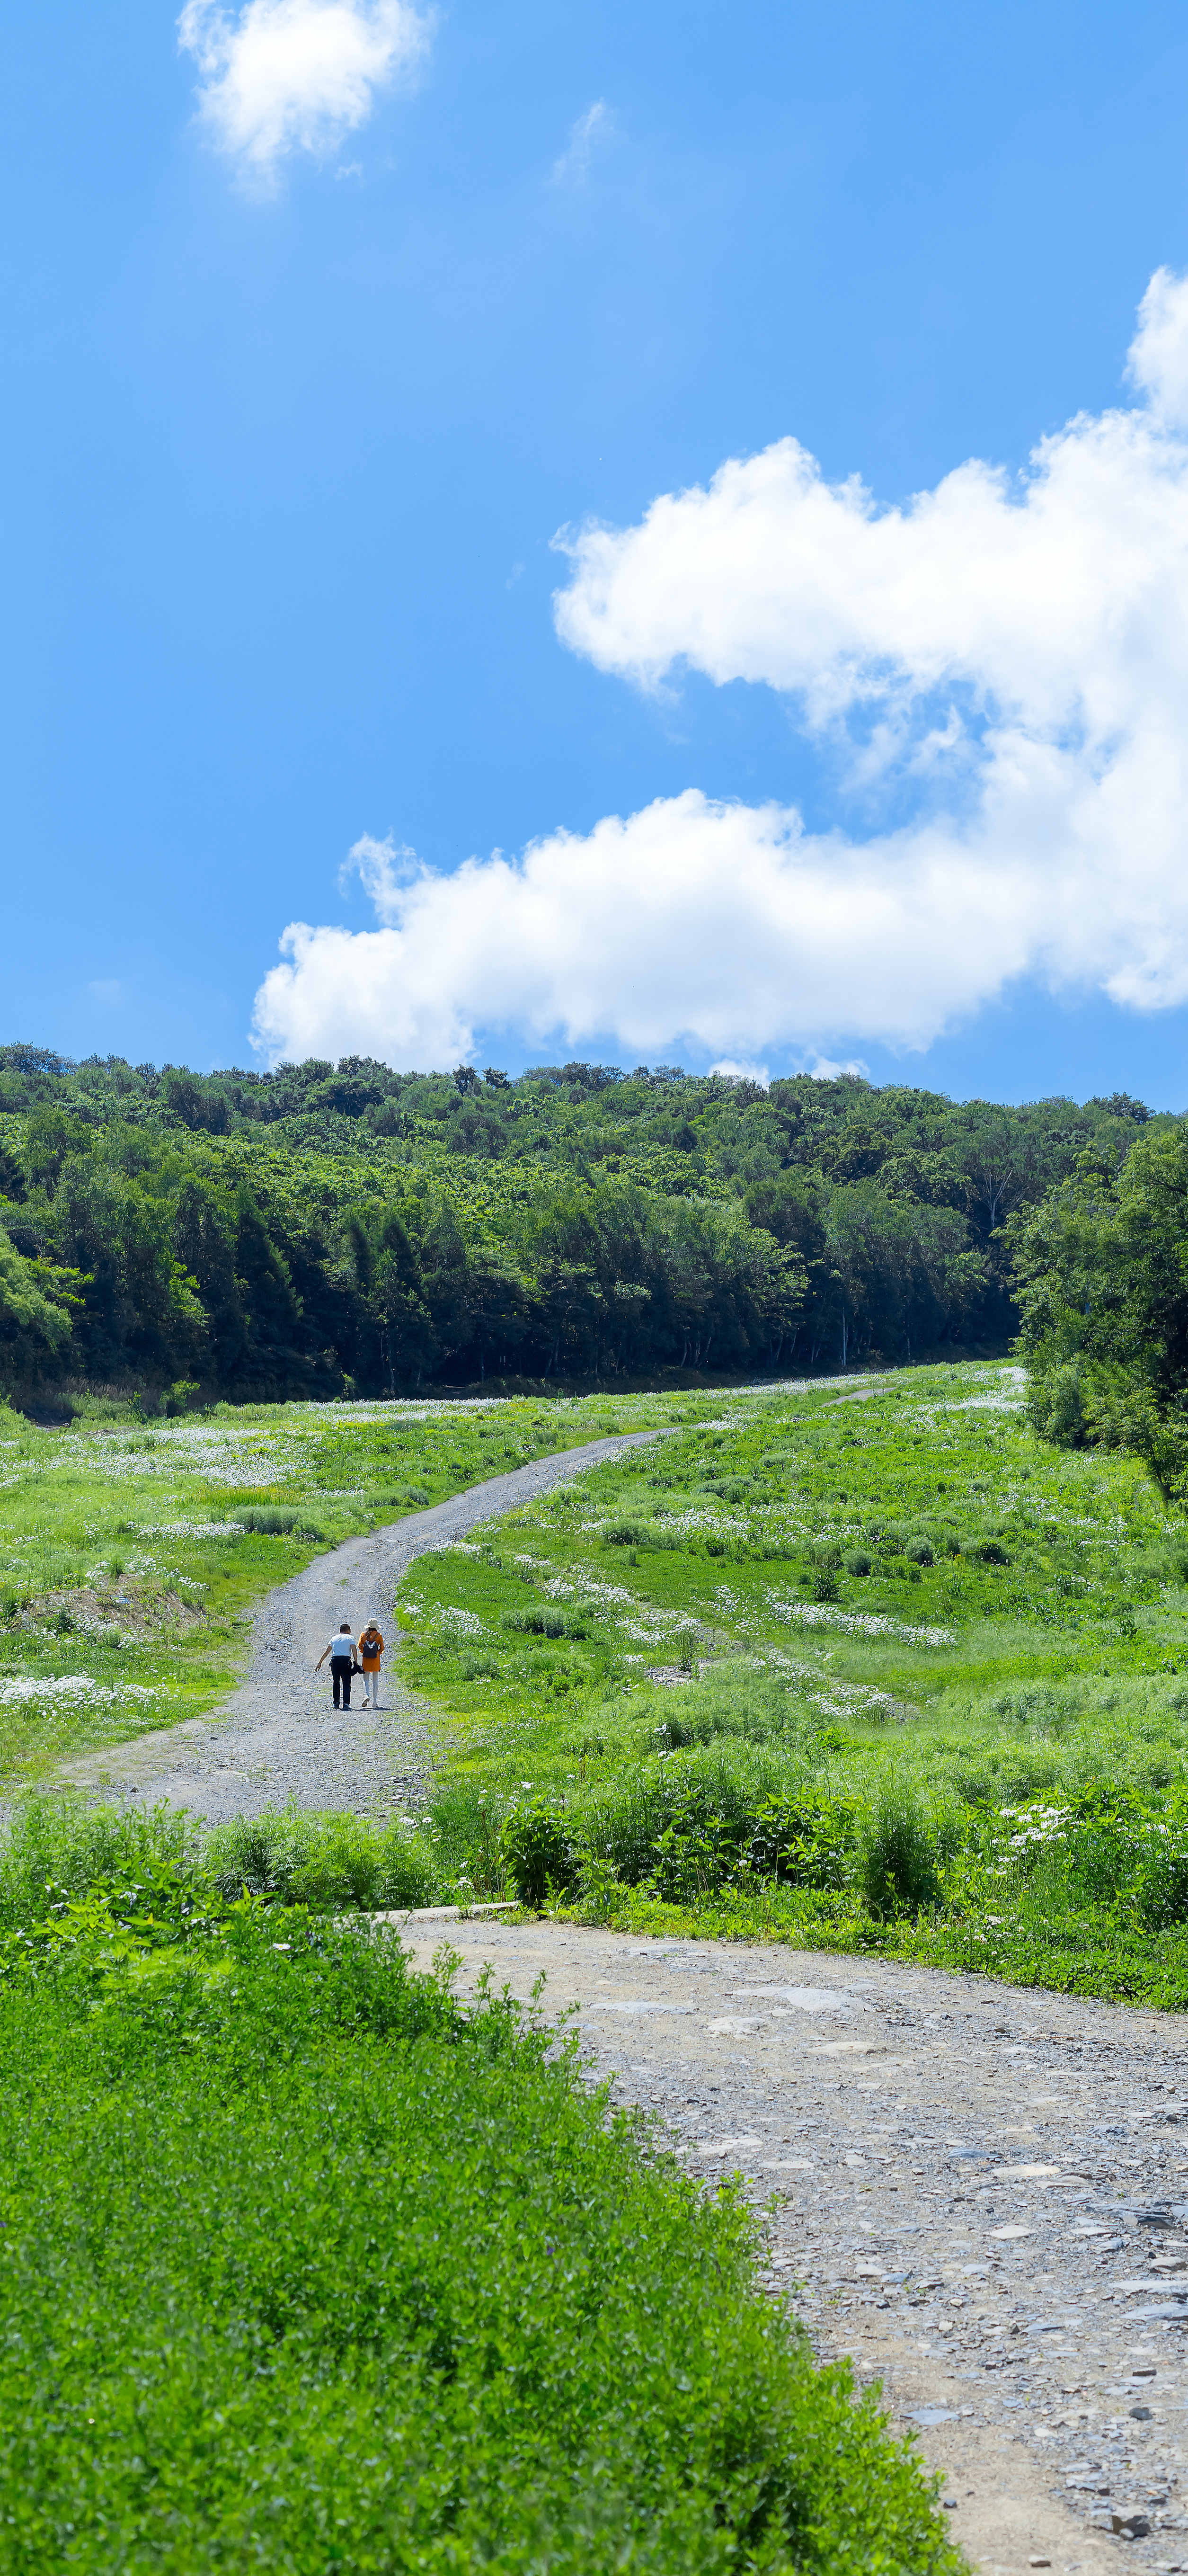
[{"xmin": 17, "ymin": 1582, "xmax": 207, "ymax": 1641}]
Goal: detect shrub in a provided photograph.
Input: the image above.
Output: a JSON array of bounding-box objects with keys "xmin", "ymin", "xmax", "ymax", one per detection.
[
  {"xmin": 203, "ymin": 1807, "xmax": 434, "ymax": 1910},
  {"xmin": 501, "ymin": 1606, "xmax": 588, "ymax": 1639},
  {"xmin": 844, "ymin": 1548, "xmax": 872, "ymax": 1576},
  {"xmin": 860, "ymin": 1786, "xmax": 943, "ymax": 1916},
  {"xmin": 904, "ymin": 1537, "xmax": 934, "ymax": 1567},
  {"xmin": 0, "ymin": 1796, "xmax": 198, "ymax": 1931},
  {"xmin": 745, "ymin": 1791, "xmax": 859, "ymax": 1890},
  {"xmin": 579, "ymin": 1745, "xmax": 787, "ymax": 1892},
  {"xmin": 500, "ymin": 1799, "xmax": 578, "ymax": 1904},
  {"xmin": 654, "ymin": 1667, "xmax": 806, "ymax": 1753}
]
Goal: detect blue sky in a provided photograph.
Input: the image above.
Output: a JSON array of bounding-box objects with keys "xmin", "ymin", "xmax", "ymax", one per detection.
[{"xmin": 7, "ymin": 1, "xmax": 1188, "ymax": 1101}]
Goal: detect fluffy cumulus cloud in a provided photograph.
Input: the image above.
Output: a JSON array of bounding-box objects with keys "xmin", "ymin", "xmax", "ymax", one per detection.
[
  {"xmin": 253, "ymin": 273, "xmax": 1188, "ymax": 1065},
  {"xmin": 177, "ymin": 0, "xmax": 430, "ymax": 182}
]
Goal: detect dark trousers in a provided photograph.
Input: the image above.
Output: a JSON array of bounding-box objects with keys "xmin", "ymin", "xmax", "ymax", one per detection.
[{"xmin": 331, "ymin": 1659, "xmax": 353, "ymax": 1708}]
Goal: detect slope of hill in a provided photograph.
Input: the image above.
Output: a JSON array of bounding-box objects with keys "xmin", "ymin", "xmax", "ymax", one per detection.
[{"xmin": 0, "ymin": 1040, "xmax": 1165, "ymax": 1402}]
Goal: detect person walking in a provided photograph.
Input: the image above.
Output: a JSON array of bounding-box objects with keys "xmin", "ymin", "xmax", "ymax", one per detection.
[
  {"xmin": 315, "ymin": 1621, "xmax": 357, "ymax": 1710},
  {"xmin": 358, "ymin": 1617, "xmax": 385, "ymax": 1708}
]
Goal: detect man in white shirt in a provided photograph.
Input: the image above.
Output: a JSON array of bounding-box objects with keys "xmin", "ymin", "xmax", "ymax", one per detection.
[{"xmin": 314, "ymin": 1622, "xmax": 357, "ymax": 1709}]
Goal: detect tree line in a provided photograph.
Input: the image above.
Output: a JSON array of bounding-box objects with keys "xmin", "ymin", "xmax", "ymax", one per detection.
[{"xmin": 0, "ymin": 1041, "xmax": 1163, "ymax": 1402}]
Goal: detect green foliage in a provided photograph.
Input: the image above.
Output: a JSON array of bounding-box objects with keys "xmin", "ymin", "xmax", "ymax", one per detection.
[
  {"xmin": 859, "ymin": 1785, "xmax": 947, "ymax": 1916},
  {"xmin": 0, "ymin": 1914, "xmax": 958, "ymax": 2574},
  {"xmin": 1012, "ymin": 1124, "xmax": 1188, "ymax": 1493},
  {"xmin": 0, "ymin": 1221, "xmax": 80, "ymax": 1387},
  {"xmin": 0, "ymin": 1041, "xmax": 1165, "ymax": 1395},
  {"xmin": 202, "ymin": 1804, "xmax": 435, "ymax": 1909},
  {"xmin": 500, "ymin": 1798, "xmax": 579, "ymax": 1903},
  {"xmin": 0, "ymin": 1796, "xmax": 200, "ymax": 1931},
  {"xmin": 501, "ymin": 1604, "xmax": 589, "ymax": 1638}
]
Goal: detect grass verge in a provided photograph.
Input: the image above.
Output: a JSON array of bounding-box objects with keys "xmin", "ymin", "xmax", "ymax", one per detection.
[{"xmin": 0, "ymin": 1880, "xmax": 957, "ymax": 2574}]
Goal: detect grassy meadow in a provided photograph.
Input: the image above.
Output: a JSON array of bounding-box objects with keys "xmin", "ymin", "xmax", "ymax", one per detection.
[
  {"xmin": 377, "ymin": 1359, "xmax": 1188, "ymax": 2004},
  {"xmin": 0, "ymin": 1389, "xmax": 663, "ymax": 1779},
  {"xmin": 10, "ymin": 1357, "xmax": 1188, "ymax": 2004}
]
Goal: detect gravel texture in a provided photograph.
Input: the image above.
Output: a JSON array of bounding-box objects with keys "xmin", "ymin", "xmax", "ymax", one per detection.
[
  {"xmin": 56, "ymin": 1432, "xmax": 661, "ymax": 1822},
  {"xmin": 400, "ymin": 1917, "xmax": 1188, "ymax": 2576}
]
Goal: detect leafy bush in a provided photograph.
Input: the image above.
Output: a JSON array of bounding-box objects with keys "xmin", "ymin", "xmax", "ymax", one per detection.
[
  {"xmin": 653, "ymin": 1666, "xmax": 807, "ymax": 1753},
  {"xmin": 860, "ymin": 1786, "xmax": 945, "ymax": 1916},
  {"xmin": 459, "ymin": 1646, "xmax": 503, "ymax": 1679},
  {"xmin": 203, "ymin": 1806, "xmax": 435, "ymax": 1910},
  {"xmin": 745, "ymin": 1791, "xmax": 859, "ymax": 1890},
  {"xmin": 230, "ymin": 1506, "xmax": 302, "ymax": 1533},
  {"xmin": 904, "ymin": 1537, "xmax": 934, "ymax": 1567},
  {"xmin": 500, "ymin": 1798, "xmax": 579, "ymax": 1904},
  {"xmin": 578, "ymin": 1745, "xmax": 789, "ymax": 1894},
  {"xmin": 501, "ymin": 1605, "xmax": 588, "ymax": 1639},
  {"xmin": 0, "ymin": 1796, "xmax": 198, "ymax": 1932}
]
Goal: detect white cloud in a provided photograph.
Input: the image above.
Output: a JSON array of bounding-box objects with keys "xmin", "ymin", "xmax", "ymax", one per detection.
[
  {"xmin": 252, "ymin": 273, "xmax": 1188, "ymax": 1068},
  {"xmin": 177, "ymin": 0, "xmax": 431, "ymax": 184},
  {"xmin": 551, "ymin": 99, "xmax": 610, "ymax": 186},
  {"xmin": 710, "ymin": 1059, "xmax": 771, "ymax": 1087},
  {"xmin": 251, "ymin": 788, "xmax": 1039, "ymax": 1068}
]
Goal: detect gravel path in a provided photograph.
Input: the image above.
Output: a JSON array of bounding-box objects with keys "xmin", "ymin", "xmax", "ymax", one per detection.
[
  {"xmin": 400, "ymin": 1917, "xmax": 1188, "ymax": 2576},
  {"xmin": 57, "ymin": 1432, "xmax": 661, "ymax": 1822}
]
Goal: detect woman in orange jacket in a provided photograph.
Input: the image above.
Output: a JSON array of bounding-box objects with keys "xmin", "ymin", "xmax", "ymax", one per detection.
[{"xmin": 358, "ymin": 1618, "xmax": 385, "ymax": 1708}]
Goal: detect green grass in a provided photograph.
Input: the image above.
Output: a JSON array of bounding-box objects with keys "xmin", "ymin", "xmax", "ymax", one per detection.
[
  {"xmin": 15, "ymin": 1355, "xmax": 1188, "ymax": 1998},
  {"xmin": 387, "ymin": 1359, "xmax": 1188, "ymax": 2002},
  {"xmin": 0, "ymin": 1387, "xmax": 689, "ymax": 1779},
  {"xmin": 0, "ymin": 1897, "xmax": 958, "ymax": 2574}
]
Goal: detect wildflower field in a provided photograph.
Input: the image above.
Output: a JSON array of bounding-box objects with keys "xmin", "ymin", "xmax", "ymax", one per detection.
[
  {"xmin": 0, "ymin": 1390, "xmax": 635, "ymax": 1776},
  {"xmin": 376, "ymin": 1358, "xmax": 1188, "ymax": 2006},
  {"xmin": 8, "ymin": 1358, "xmax": 1188, "ymax": 2004}
]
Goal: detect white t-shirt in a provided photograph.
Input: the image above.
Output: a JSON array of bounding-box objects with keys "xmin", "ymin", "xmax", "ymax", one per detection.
[{"xmin": 328, "ymin": 1632, "xmax": 355, "ymax": 1658}]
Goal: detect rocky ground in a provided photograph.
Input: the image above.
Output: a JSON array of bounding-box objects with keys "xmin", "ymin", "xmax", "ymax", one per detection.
[{"xmin": 396, "ymin": 1915, "xmax": 1188, "ymax": 2576}]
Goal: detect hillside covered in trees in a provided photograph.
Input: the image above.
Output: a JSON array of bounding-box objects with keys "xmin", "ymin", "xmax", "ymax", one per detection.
[{"xmin": 0, "ymin": 1041, "xmax": 1164, "ymax": 1404}]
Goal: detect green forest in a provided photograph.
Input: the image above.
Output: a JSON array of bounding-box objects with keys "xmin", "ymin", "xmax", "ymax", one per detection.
[{"xmin": 0, "ymin": 1038, "xmax": 1166, "ymax": 1404}]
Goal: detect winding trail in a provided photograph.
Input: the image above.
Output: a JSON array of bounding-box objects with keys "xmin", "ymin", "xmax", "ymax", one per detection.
[{"xmin": 56, "ymin": 1430, "xmax": 661, "ymax": 1823}]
